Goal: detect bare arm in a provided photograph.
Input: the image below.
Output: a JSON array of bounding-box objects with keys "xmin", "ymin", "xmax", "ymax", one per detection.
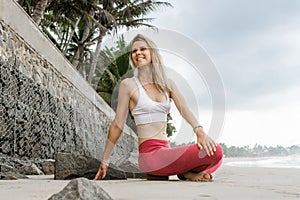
[
  {"xmin": 169, "ymin": 79, "xmax": 199, "ymax": 128},
  {"xmin": 94, "ymin": 79, "xmax": 131, "ymax": 180},
  {"xmin": 169, "ymin": 79, "xmax": 216, "ymax": 156},
  {"xmin": 103, "ymin": 78, "xmax": 131, "ymax": 155}
]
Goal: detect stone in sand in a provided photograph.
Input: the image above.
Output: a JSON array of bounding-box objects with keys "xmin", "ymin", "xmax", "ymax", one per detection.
[
  {"xmin": 54, "ymin": 152, "xmax": 126, "ymax": 180},
  {"xmin": 48, "ymin": 177, "xmax": 113, "ymax": 200}
]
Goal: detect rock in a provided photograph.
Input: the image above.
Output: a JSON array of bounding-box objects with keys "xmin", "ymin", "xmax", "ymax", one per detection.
[
  {"xmin": 0, "ymin": 172, "xmax": 28, "ymax": 180},
  {"xmin": 0, "ymin": 156, "xmax": 43, "ymax": 176},
  {"xmin": 48, "ymin": 177, "xmax": 113, "ymax": 200},
  {"xmin": 0, "ymin": 163, "xmax": 16, "ymax": 173},
  {"xmin": 35, "ymin": 159, "xmax": 55, "ymax": 175},
  {"xmin": 54, "ymin": 152, "xmax": 126, "ymax": 180},
  {"xmin": 0, "ymin": 159, "xmax": 30, "ymax": 179},
  {"xmin": 116, "ymin": 153, "xmax": 146, "ymax": 179},
  {"xmin": 104, "ymin": 164, "xmax": 127, "ymax": 180},
  {"xmin": 0, "ymin": 156, "xmax": 18, "ymax": 168},
  {"xmin": 18, "ymin": 163, "xmax": 44, "ymax": 175}
]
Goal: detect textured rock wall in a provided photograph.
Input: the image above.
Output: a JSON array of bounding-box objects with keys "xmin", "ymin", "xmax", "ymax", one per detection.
[{"xmin": 0, "ymin": 1, "xmax": 137, "ymax": 164}]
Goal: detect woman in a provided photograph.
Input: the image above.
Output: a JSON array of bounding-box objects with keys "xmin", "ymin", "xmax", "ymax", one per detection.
[{"xmin": 94, "ymin": 34, "xmax": 223, "ymax": 182}]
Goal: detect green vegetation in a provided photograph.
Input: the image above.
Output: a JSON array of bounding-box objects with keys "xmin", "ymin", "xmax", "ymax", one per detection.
[
  {"xmin": 166, "ymin": 114, "xmax": 176, "ymax": 138},
  {"xmin": 219, "ymin": 143, "xmax": 300, "ymax": 157},
  {"xmin": 171, "ymin": 141, "xmax": 300, "ymax": 157},
  {"xmin": 95, "ymin": 35, "xmax": 132, "ymax": 104},
  {"xmin": 17, "ymin": 0, "xmax": 172, "ymax": 83},
  {"xmin": 17, "ymin": 0, "xmax": 175, "ymax": 136}
]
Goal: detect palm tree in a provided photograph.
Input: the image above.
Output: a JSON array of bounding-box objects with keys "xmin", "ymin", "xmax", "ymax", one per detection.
[
  {"xmin": 31, "ymin": 0, "xmax": 50, "ymax": 24},
  {"xmin": 87, "ymin": 0, "xmax": 173, "ymax": 84},
  {"xmin": 96, "ymin": 36, "xmax": 137, "ymax": 132},
  {"xmin": 17, "ymin": 0, "xmax": 36, "ymax": 14},
  {"xmin": 17, "ymin": 0, "xmax": 97, "ymax": 58},
  {"xmin": 69, "ymin": 0, "xmax": 99, "ymax": 70},
  {"xmin": 17, "ymin": 0, "xmax": 175, "ymax": 135},
  {"xmin": 45, "ymin": 0, "xmax": 100, "ymax": 64},
  {"xmin": 68, "ymin": 20, "xmax": 98, "ymax": 77},
  {"xmin": 40, "ymin": 11, "xmax": 78, "ymax": 55},
  {"xmin": 18, "ymin": 0, "xmax": 51, "ymax": 25},
  {"xmin": 17, "ymin": 0, "xmax": 173, "ymax": 83},
  {"xmin": 96, "ymin": 36, "xmax": 131, "ymax": 104}
]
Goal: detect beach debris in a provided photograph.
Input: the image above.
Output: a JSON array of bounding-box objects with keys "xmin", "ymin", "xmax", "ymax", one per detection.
[
  {"xmin": 0, "ymin": 171, "xmax": 28, "ymax": 180},
  {"xmin": 0, "ymin": 162, "xmax": 29, "ymax": 180},
  {"xmin": 48, "ymin": 177, "xmax": 113, "ymax": 200},
  {"xmin": 18, "ymin": 163, "xmax": 44, "ymax": 175},
  {"xmin": 0, "ymin": 157, "xmax": 44, "ymax": 179},
  {"xmin": 0, "ymin": 163, "xmax": 16, "ymax": 173},
  {"xmin": 54, "ymin": 152, "xmax": 126, "ymax": 180}
]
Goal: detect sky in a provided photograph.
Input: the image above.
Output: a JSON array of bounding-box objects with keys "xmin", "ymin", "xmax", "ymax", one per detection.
[{"xmin": 141, "ymin": 0, "xmax": 300, "ymax": 147}]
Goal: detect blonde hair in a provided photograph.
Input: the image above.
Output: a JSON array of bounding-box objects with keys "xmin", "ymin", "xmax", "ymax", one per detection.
[{"xmin": 129, "ymin": 34, "xmax": 170, "ymax": 94}]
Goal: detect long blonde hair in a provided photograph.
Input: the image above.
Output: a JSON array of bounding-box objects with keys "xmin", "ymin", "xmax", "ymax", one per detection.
[{"xmin": 129, "ymin": 34, "xmax": 170, "ymax": 94}]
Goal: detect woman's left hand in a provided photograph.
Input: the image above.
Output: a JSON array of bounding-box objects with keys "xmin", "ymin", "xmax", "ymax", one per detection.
[{"xmin": 196, "ymin": 128, "xmax": 217, "ymax": 157}]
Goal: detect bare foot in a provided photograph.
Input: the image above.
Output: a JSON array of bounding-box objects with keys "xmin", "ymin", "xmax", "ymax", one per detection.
[{"xmin": 182, "ymin": 172, "xmax": 212, "ymax": 182}]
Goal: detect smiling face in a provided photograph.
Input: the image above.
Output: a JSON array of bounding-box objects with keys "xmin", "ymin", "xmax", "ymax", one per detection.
[{"xmin": 131, "ymin": 40, "xmax": 152, "ymax": 68}]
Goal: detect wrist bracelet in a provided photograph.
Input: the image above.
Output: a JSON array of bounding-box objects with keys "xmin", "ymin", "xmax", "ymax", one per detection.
[
  {"xmin": 101, "ymin": 159, "xmax": 110, "ymax": 166},
  {"xmin": 193, "ymin": 125, "xmax": 203, "ymax": 133}
]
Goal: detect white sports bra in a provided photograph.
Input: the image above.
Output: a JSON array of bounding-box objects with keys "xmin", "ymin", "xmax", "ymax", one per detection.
[{"xmin": 131, "ymin": 77, "xmax": 171, "ymax": 125}]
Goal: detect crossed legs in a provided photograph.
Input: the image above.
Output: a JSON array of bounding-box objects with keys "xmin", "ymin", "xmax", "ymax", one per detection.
[{"xmin": 138, "ymin": 139, "xmax": 223, "ymax": 181}]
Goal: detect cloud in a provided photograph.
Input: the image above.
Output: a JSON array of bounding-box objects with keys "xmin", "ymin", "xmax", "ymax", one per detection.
[
  {"xmin": 144, "ymin": 1, "xmax": 300, "ymax": 147},
  {"xmin": 213, "ymin": 25, "xmax": 300, "ymax": 110},
  {"xmin": 151, "ymin": 0, "xmax": 300, "ymax": 110},
  {"xmin": 221, "ymin": 95, "xmax": 300, "ymax": 147}
]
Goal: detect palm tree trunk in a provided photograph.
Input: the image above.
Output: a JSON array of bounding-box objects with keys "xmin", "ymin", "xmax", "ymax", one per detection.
[
  {"xmin": 62, "ymin": 17, "xmax": 81, "ymax": 55},
  {"xmin": 73, "ymin": 0, "xmax": 98, "ymax": 73},
  {"xmin": 32, "ymin": 0, "xmax": 49, "ymax": 25},
  {"xmin": 72, "ymin": 48, "xmax": 81, "ymax": 69},
  {"xmin": 77, "ymin": 45, "xmax": 88, "ymax": 78},
  {"xmin": 18, "ymin": 0, "xmax": 25, "ymax": 6},
  {"xmin": 72, "ymin": 19, "xmax": 91, "ymax": 70},
  {"xmin": 87, "ymin": 30, "xmax": 106, "ymax": 84}
]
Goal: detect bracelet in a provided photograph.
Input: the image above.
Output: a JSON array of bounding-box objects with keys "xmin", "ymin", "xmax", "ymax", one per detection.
[
  {"xmin": 101, "ymin": 159, "xmax": 110, "ymax": 166},
  {"xmin": 193, "ymin": 125, "xmax": 203, "ymax": 133}
]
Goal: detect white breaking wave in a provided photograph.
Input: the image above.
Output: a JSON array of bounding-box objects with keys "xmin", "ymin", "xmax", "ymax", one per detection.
[{"xmin": 225, "ymin": 154, "xmax": 300, "ymax": 169}]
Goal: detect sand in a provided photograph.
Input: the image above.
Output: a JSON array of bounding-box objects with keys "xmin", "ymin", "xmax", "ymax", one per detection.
[{"xmin": 0, "ymin": 159, "xmax": 299, "ymax": 200}]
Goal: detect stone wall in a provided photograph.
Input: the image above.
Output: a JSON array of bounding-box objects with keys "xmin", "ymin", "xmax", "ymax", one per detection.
[{"xmin": 0, "ymin": 1, "xmax": 137, "ymax": 164}]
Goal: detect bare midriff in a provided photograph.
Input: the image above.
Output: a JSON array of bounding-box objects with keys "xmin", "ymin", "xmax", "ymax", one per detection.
[{"xmin": 138, "ymin": 121, "xmax": 168, "ymax": 145}]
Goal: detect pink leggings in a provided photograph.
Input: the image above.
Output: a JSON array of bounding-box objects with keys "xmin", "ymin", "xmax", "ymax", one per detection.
[{"xmin": 138, "ymin": 139, "xmax": 223, "ymax": 176}]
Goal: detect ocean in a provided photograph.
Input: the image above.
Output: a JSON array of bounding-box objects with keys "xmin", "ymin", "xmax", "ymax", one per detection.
[{"xmin": 225, "ymin": 154, "xmax": 300, "ymax": 169}]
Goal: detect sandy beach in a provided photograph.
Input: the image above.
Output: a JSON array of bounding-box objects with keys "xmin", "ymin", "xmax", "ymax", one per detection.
[{"xmin": 0, "ymin": 158, "xmax": 299, "ymax": 200}]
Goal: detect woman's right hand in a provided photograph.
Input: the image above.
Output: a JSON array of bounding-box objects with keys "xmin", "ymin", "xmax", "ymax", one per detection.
[{"xmin": 93, "ymin": 163, "xmax": 108, "ymax": 180}]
